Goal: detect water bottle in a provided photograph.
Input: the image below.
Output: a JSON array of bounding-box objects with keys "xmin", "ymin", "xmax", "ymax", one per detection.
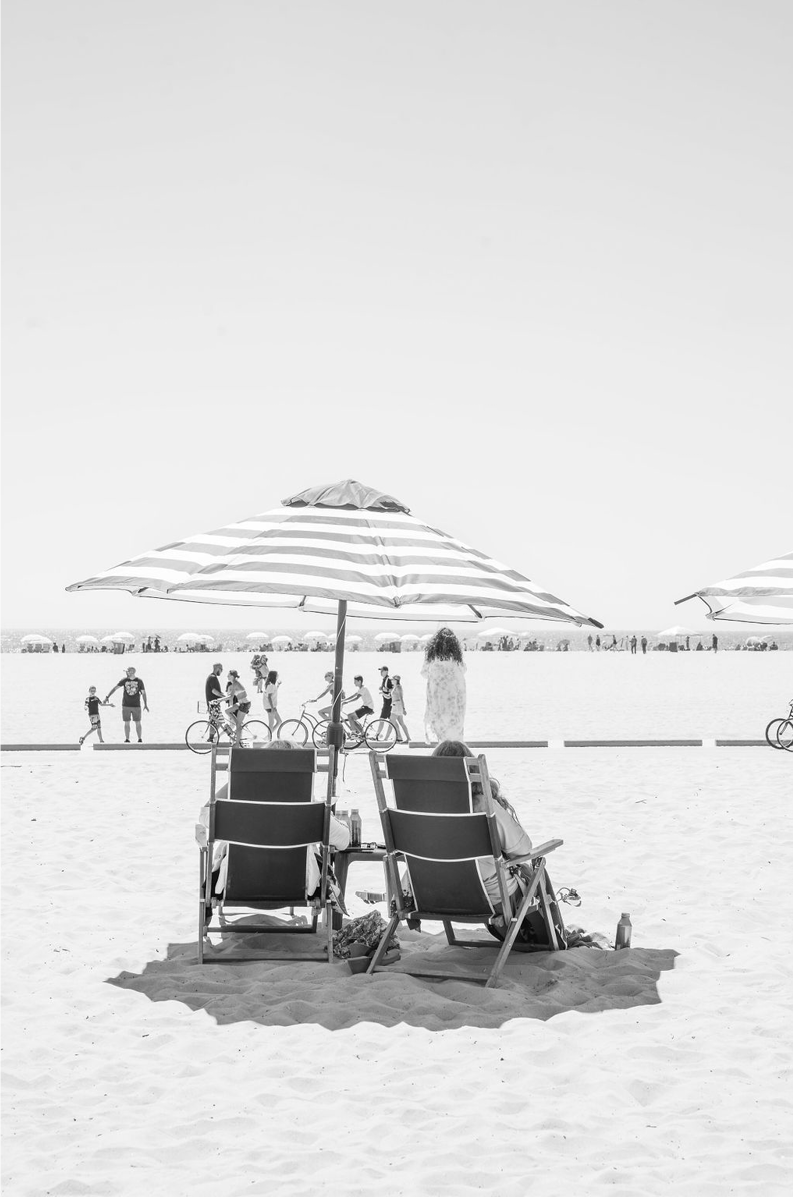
[
  {"xmin": 615, "ymin": 912, "xmax": 632, "ymax": 950},
  {"xmin": 350, "ymin": 808, "xmax": 362, "ymax": 848}
]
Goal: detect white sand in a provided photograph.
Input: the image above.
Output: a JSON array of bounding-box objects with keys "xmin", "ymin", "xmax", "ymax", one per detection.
[{"xmin": 2, "ymin": 743, "xmax": 791, "ymax": 1197}]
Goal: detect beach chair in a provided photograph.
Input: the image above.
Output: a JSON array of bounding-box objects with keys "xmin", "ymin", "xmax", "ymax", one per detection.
[
  {"xmin": 368, "ymin": 752, "xmax": 565, "ymax": 987},
  {"xmin": 196, "ymin": 745, "xmax": 333, "ymax": 963}
]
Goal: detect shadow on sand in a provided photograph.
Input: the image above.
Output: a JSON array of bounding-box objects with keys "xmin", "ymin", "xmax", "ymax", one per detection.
[{"xmin": 108, "ymin": 928, "xmax": 678, "ymax": 1031}]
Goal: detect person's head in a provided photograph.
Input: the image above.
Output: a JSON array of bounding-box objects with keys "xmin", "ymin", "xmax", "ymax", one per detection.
[
  {"xmin": 125, "ymin": 666, "xmax": 137, "ymax": 677},
  {"xmin": 213, "ymin": 662, "xmax": 223, "ymax": 675},
  {"xmin": 88, "ymin": 686, "xmax": 97, "ymax": 695},
  {"xmin": 267, "ymin": 670, "xmax": 278, "ymax": 684},
  {"xmin": 392, "ymin": 674, "xmax": 401, "ymax": 685},
  {"xmin": 263, "ymin": 738, "xmax": 296, "ymax": 750},
  {"xmin": 324, "ymin": 671, "xmax": 333, "ymax": 682},
  {"xmin": 424, "ymin": 627, "xmax": 463, "ymax": 664},
  {"xmin": 432, "ymin": 740, "xmax": 474, "ymax": 758},
  {"xmin": 379, "ymin": 666, "xmax": 389, "ymax": 676},
  {"xmin": 354, "ymin": 675, "xmax": 363, "ymax": 686},
  {"xmin": 228, "ymin": 669, "xmax": 239, "ymax": 680}
]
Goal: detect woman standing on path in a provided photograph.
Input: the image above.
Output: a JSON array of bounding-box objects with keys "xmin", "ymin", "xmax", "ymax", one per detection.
[
  {"xmin": 421, "ymin": 627, "xmax": 466, "ymax": 743},
  {"xmin": 390, "ymin": 674, "xmax": 411, "ymax": 743},
  {"xmin": 263, "ymin": 670, "xmax": 282, "ymax": 735}
]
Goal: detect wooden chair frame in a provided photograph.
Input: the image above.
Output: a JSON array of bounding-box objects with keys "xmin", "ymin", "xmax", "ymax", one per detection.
[
  {"xmin": 368, "ymin": 752, "xmax": 564, "ymax": 987},
  {"xmin": 197, "ymin": 744, "xmax": 333, "ymax": 963}
]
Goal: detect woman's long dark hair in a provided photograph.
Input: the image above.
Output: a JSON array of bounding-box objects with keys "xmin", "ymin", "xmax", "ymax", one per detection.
[
  {"xmin": 266, "ymin": 670, "xmax": 278, "ymax": 685},
  {"xmin": 431, "ymin": 740, "xmax": 520, "ymax": 822},
  {"xmin": 424, "ymin": 627, "xmax": 463, "ymax": 664}
]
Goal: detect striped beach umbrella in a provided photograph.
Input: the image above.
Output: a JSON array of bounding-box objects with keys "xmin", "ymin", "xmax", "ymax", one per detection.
[
  {"xmin": 676, "ymin": 551, "xmax": 793, "ymax": 625},
  {"xmin": 67, "ymin": 479, "xmax": 602, "ymax": 789}
]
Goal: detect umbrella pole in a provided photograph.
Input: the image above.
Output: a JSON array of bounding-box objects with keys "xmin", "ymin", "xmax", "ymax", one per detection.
[{"xmin": 326, "ymin": 599, "xmax": 347, "ymax": 802}]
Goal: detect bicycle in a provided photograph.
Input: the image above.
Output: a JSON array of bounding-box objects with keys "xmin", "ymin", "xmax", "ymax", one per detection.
[
  {"xmin": 313, "ymin": 710, "xmax": 398, "ymax": 753},
  {"xmin": 765, "ymin": 698, "xmax": 793, "ymax": 752},
  {"xmin": 185, "ymin": 701, "xmax": 271, "ymax": 755},
  {"xmin": 275, "ymin": 702, "xmax": 325, "ymax": 746}
]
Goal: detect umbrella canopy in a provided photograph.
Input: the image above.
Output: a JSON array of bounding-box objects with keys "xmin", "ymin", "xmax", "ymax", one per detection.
[
  {"xmin": 113, "ymin": 631, "xmax": 135, "ymax": 642},
  {"xmin": 657, "ymin": 625, "xmax": 694, "ymax": 638},
  {"xmin": 400, "ymin": 633, "xmax": 419, "ymax": 642},
  {"xmin": 345, "ymin": 634, "xmax": 363, "ymax": 643},
  {"xmin": 374, "ymin": 631, "xmax": 398, "ymax": 642},
  {"xmin": 177, "ymin": 632, "xmax": 199, "ymax": 642},
  {"xmin": 21, "ymin": 633, "xmax": 53, "ymax": 644},
  {"xmin": 303, "ymin": 630, "xmax": 330, "ymax": 640},
  {"xmin": 246, "ymin": 632, "xmax": 270, "ymax": 641},
  {"xmin": 66, "ymin": 479, "xmax": 601, "ymax": 627},
  {"xmin": 477, "ymin": 626, "xmax": 515, "ymax": 640},
  {"xmin": 676, "ymin": 551, "xmax": 793, "ymax": 625},
  {"xmin": 76, "ymin": 634, "xmax": 99, "ymax": 644},
  {"xmin": 270, "ymin": 634, "xmax": 293, "ymax": 645}
]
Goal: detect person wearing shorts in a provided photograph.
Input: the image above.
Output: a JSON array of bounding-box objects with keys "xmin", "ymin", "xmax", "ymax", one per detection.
[
  {"xmin": 105, "ymin": 667, "xmax": 149, "ymax": 743},
  {"xmin": 226, "ymin": 670, "xmax": 251, "ymax": 741},
  {"xmin": 378, "ymin": 666, "xmax": 394, "ymax": 719},
  {"xmin": 344, "ymin": 675, "xmax": 374, "ymax": 736},
  {"xmin": 79, "ymin": 687, "xmax": 113, "ymax": 745}
]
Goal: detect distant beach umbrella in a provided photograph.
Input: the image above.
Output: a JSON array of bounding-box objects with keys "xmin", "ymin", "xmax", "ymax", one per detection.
[
  {"xmin": 195, "ymin": 634, "xmax": 214, "ymax": 643},
  {"xmin": 477, "ymin": 627, "xmax": 514, "ymax": 640},
  {"xmin": 76, "ymin": 634, "xmax": 99, "ymax": 644},
  {"xmin": 345, "ymin": 634, "xmax": 363, "ymax": 644},
  {"xmin": 400, "ymin": 633, "xmax": 419, "ymax": 642},
  {"xmin": 657, "ymin": 625, "xmax": 694, "ymax": 639},
  {"xmin": 177, "ymin": 632, "xmax": 200, "ymax": 643},
  {"xmin": 303, "ymin": 630, "xmax": 330, "ymax": 641},
  {"xmin": 374, "ymin": 631, "xmax": 398, "ymax": 642},
  {"xmin": 676, "ymin": 551, "xmax": 793, "ymax": 625},
  {"xmin": 418, "ymin": 633, "xmax": 434, "ymax": 642},
  {"xmin": 112, "ymin": 631, "xmax": 135, "ymax": 643},
  {"xmin": 66, "ymin": 478, "xmax": 602, "ymax": 792},
  {"xmin": 246, "ymin": 632, "xmax": 270, "ymax": 641},
  {"xmin": 21, "ymin": 633, "xmax": 53, "ymax": 645},
  {"xmin": 271, "ymin": 634, "xmax": 293, "ymax": 645}
]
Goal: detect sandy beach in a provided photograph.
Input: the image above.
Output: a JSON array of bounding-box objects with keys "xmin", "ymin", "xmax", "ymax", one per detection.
[{"xmin": 3, "ymin": 727, "xmax": 791, "ymax": 1195}]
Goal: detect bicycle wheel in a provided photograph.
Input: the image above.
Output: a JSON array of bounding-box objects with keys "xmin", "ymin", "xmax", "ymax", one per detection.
[
  {"xmin": 240, "ymin": 719, "xmax": 271, "ymax": 746},
  {"xmin": 765, "ymin": 717, "xmax": 786, "ymax": 749},
  {"xmin": 777, "ymin": 718, "xmax": 793, "ymax": 751},
  {"xmin": 277, "ymin": 718, "xmax": 310, "ymax": 745},
  {"xmin": 312, "ymin": 720, "xmax": 330, "ymax": 749},
  {"xmin": 185, "ymin": 720, "xmax": 221, "ymax": 755},
  {"xmin": 365, "ymin": 719, "xmax": 398, "ymax": 752}
]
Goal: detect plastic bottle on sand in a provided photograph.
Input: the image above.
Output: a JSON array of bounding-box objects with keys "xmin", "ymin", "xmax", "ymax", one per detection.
[{"xmin": 615, "ymin": 912, "xmax": 632, "ymax": 950}]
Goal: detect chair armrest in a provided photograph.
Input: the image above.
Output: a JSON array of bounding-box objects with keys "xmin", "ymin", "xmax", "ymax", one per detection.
[
  {"xmin": 195, "ymin": 823, "xmax": 208, "ymax": 848},
  {"xmin": 509, "ymin": 838, "xmax": 563, "ymax": 865}
]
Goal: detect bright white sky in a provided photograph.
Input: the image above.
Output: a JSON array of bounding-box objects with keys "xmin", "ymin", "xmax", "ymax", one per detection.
[{"xmin": 3, "ymin": 0, "xmax": 791, "ymax": 632}]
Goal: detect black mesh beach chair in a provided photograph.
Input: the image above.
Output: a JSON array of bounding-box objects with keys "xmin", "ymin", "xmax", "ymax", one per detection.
[
  {"xmin": 197, "ymin": 745, "xmax": 333, "ymax": 963},
  {"xmin": 368, "ymin": 751, "xmax": 565, "ymax": 987}
]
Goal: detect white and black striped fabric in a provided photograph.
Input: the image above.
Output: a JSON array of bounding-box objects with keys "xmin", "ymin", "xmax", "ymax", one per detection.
[
  {"xmin": 67, "ymin": 480, "xmax": 602, "ymax": 627},
  {"xmin": 676, "ymin": 551, "xmax": 793, "ymax": 625}
]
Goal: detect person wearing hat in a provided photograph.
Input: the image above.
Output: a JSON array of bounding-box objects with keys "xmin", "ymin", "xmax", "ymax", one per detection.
[{"xmin": 378, "ymin": 665, "xmax": 394, "ymax": 720}]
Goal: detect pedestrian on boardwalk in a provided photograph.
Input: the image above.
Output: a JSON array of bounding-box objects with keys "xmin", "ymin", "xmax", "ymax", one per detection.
[
  {"xmin": 378, "ymin": 666, "xmax": 394, "ymax": 719},
  {"xmin": 263, "ymin": 670, "xmax": 282, "ymax": 734},
  {"xmin": 712, "ymin": 633, "xmax": 719, "ymax": 652},
  {"xmin": 587, "ymin": 634, "xmax": 593, "ymax": 651},
  {"xmin": 630, "ymin": 635, "xmax": 637, "ymax": 654},
  {"xmin": 421, "ymin": 627, "xmax": 466, "ymax": 743},
  {"xmin": 105, "ymin": 666, "xmax": 148, "ymax": 743},
  {"xmin": 79, "ymin": 687, "xmax": 113, "ymax": 745},
  {"xmin": 390, "ymin": 674, "xmax": 411, "ymax": 743},
  {"xmin": 595, "ymin": 635, "xmax": 601, "ymax": 651},
  {"xmin": 641, "ymin": 635, "xmax": 648, "ymax": 654}
]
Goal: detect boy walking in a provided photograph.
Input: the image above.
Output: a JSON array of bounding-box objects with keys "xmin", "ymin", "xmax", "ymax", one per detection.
[{"xmin": 79, "ymin": 687, "xmax": 113, "ymax": 745}]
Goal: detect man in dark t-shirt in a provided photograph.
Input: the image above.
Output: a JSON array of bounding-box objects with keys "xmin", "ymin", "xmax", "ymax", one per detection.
[
  {"xmin": 105, "ymin": 666, "xmax": 149, "ymax": 743},
  {"xmin": 378, "ymin": 666, "xmax": 394, "ymax": 719},
  {"xmin": 205, "ymin": 663, "xmax": 225, "ymax": 738}
]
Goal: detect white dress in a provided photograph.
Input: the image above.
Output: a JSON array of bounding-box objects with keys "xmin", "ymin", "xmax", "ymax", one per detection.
[{"xmin": 421, "ymin": 658, "xmax": 467, "ymax": 743}]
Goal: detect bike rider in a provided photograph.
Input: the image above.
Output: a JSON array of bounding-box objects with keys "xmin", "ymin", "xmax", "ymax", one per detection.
[
  {"xmin": 343, "ymin": 675, "xmax": 374, "ymax": 737},
  {"xmin": 310, "ymin": 671, "xmax": 344, "ymax": 720}
]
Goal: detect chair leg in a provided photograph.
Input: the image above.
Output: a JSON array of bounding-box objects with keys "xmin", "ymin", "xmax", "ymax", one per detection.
[
  {"xmin": 367, "ymin": 913, "xmax": 400, "ymax": 973},
  {"xmin": 443, "ymin": 920, "xmax": 457, "ymax": 945},
  {"xmin": 324, "ymin": 900, "xmax": 333, "ymax": 962},
  {"xmin": 486, "ymin": 873, "xmax": 542, "ymax": 988}
]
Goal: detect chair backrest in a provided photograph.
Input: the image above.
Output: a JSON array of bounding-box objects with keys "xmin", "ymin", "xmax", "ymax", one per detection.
[
  {"xmin": 386, "ymin": 808, "xmax": 498, "ymax": 916},
  {"xmin": 215, "ymin": 798, "xmax": 326, "ymax": 902},
  {"xmin": 385, "ymin": 754, "xmax": 474, "ymax": 813},
  {"xmin": 227, "ymin": 746, "xmax": 316, "ymax": 802}
]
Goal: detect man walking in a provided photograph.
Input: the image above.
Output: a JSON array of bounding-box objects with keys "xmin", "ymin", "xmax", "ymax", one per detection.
[
  {"xmin": 105, "ymin": 666, "xmax": 149, "ymax": 743},
  {"xmin": 378, "ymin": 665, "xmax": 394, "ymax": 720},
  {"xmin": 630, "ymin": 634, "xmax": 637, "ymax": 654},
  {"xmin": 205, "ymin": 662, "xmax": 225, "ymax": 737},
  {"xmin": 712, "ymin": 633, "xmax": 719, "ymax": 652},
  {"xmin": 640, "ymin": 635, "xmax": 648, "ymax": 654}
]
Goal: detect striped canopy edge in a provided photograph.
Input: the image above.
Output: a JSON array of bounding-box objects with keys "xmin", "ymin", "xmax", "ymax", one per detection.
[{"xmin": 675, "ymin": 551, "xmax": 793, "ymax": 625}]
